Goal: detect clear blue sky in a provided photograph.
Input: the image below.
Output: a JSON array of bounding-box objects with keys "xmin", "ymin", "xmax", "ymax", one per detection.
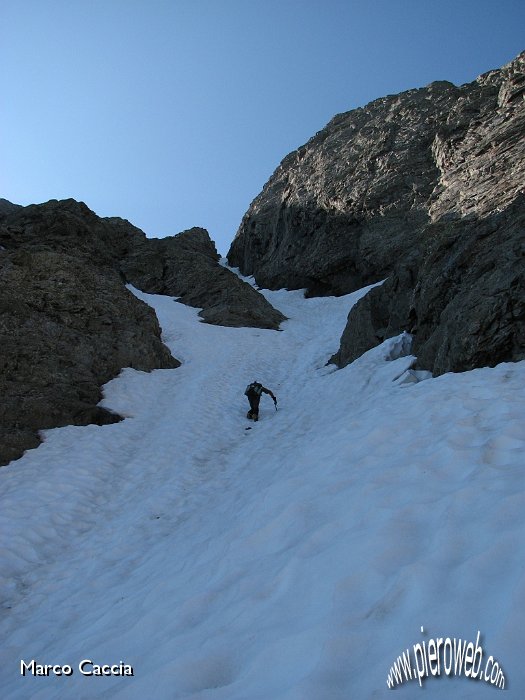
[{"xmin": 2, "ymin": 1, "xmax": 524, "ymax": 254}]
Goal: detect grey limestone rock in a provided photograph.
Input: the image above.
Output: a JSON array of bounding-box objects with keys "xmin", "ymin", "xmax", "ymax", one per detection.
[
  {"xmin": 0, "ymin": 247, "xmax": 179, "ymax": 466},
  {"xmin": 1, "ymin": 199, "xmax": 284, "ymax": 330},
  {"xmin": 229, "ymin": 51, "xmax": 525, "ymax": 374},
  {"xmin": 121, "ymin": 227, "xmax": 286, "ymax": 329}
]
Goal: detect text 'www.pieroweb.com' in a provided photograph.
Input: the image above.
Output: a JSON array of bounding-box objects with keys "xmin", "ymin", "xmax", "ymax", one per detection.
[{"xmin": 386, "ymin": 628, "xmax": 506, "ymax": 689}]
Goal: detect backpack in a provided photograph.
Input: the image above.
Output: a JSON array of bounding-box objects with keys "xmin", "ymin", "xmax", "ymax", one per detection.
[{"xmin": 245, "ymin": 382, "xmax": 262, "ymax": 397}]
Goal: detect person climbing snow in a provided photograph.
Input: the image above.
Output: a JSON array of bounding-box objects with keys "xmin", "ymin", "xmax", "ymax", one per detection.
[{"xmin": 244, "ymin": 381, "xmax": 277, "ymax": 421}]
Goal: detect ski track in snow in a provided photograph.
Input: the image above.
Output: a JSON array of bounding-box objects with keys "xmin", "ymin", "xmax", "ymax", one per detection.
[{"xmin": 0, "ymin": 277, "xmax": 524, "ymax": 699}]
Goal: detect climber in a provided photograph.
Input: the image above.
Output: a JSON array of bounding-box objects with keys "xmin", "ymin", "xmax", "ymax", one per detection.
[{"xmin": 244, "ymin": 381, "xmax": 277, "ymax": 421}]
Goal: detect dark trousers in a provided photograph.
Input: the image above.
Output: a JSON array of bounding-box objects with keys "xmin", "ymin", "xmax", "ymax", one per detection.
[{"xmin": 247, "ymin": 394, "xmax": 261, "ymax": 419}]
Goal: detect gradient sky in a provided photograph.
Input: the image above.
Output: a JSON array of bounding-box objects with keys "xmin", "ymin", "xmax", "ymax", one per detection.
[{"xmin": 2, "ymin": 1, "xmax": 524, "ymax": 254}]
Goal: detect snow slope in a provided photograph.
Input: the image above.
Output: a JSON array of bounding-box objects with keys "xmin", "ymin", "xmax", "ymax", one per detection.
[{"xmin": 0, "ymin": 278, "xmax": 524, "ymax": 699}]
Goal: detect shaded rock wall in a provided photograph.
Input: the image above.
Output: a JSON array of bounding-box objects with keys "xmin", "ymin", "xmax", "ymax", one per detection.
[
  {"xmin": 331, "ymin": 201, "xmax": 525, "ymax": 374},
  {"xmin": 121, "ymin": 227, "xmax": 285, "ymax": 329},
  {"xmin": 228, "ymin": 51, "xmax": 525, "ymax": 375},
  {"xmin": 0, "ymin": 248, "xmax": 178, "ymax": 465},
  {"xmin": 229, "ymin": 78, "xmax": 461, "ymax": 295}
]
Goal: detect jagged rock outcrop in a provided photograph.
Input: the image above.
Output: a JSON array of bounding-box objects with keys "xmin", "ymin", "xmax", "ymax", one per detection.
[
  {"xmin": 228, "ymin": 51, "xmax": 525, "ymax": 374},
  {"xmin": 0, "ymin": 198, "xmax": 283, "ymax": 465},
  {"xmin": 0, "ymin": 199, "xmax": 22, "ymax": 217},
  {"xmin": 1, "ymin": 199, "xmax": 284, "ymax": 329},
  {"xmin": 0, "ymin": 248, "xmax": 179, "ymax": 466},
  {"xmin": 331, "ymin": 199, "xmax": 525, "ymax": 373},
  {"xmin": 121, "ymin": 227, "xmax": 285, "ymax": 329}
]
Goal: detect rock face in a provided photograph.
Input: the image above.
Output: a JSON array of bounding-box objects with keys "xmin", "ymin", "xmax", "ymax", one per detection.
[
  {"xmin": 0, "ymin": 199, "xmax": 284, "ymax": 330},
  {"xmin": 121, "ymin": 227, "xmax": 286, "ymax": 329},
  {"xmin": 0, "ymin": 247, "xmax": 179, "ymax": 466},
  {"xmin": 228, "ymin": 51, "xmax": 525, "ymax": 374},
  {"xmin": 0, "ymin": 199, "xmax": 283, "ymax": 465}
]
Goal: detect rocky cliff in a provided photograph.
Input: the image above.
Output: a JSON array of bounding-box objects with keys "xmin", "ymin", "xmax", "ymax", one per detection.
[
  {"xmin": 121, "ymin": 226, "xmax": 285, "ymax": 328},
  {"xmin": 0, "ymin": 248, "xmax": 179, "ymax": 465},
  {"xmin": 0, "ymin": 199, "xmax": 284, "ymax": 465},
  {"xmin": 228, "ymin": 51, "xmax": 525, "ymax": 375}
]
